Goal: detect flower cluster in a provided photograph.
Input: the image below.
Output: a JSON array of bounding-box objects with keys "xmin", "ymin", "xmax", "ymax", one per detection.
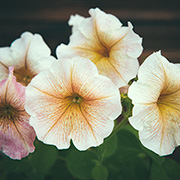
[{"xmin": 0, "ymin": 7, "xmax": 179, "ymax": 160}]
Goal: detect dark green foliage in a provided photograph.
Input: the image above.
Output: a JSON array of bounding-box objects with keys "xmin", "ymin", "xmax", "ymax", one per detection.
[{"xmin": 0, "ymin": 126, "xmax": 180, "ymax": 180}]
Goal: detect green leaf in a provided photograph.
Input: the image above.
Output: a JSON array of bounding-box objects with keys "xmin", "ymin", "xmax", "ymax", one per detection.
[
  {"xmin": 162, "ymin": 158, "xmax": 180, "ymax": 179},
  {"xmin": 122, "ymin": 123, "xmax": 138, "ymax": 137},
  {"xmin": 121, "ymin": 125, "xmax": 165, "ymax": 166},
  {"xmin": 117, "ymin": 129, "xmax": 142, "ymax": 151},
  {"xmin": 0, "ymin": 158, "xmax": 7, "ymax": 180},
  {"xmin": 97, "ymin": 133, "xmax": 118, "ymax": 159},
  {"xmin": 141, "ymin": 146, "xmax": 165, "ymax": 165},
  {"xmin": 118, "ymin": 156, "xmax": 149, "ymax": 180},
  {"xmin": 150, "ymin": 158, "xmax": 180, "ymax": 180},
  {"xmin": 104, "ymin": 129, "xmax": 149, "ymax": 180},
  {"xmin": 24, "ymin": 140, "xmax": 58, "ymax": 179},
  {"xmin": 45, "ymin": 159, "xmax": 74, "ymax": 180},
  {"xmin": 92, "ymin": 165, "xmax": 108, "ymax": 180},
  {"xmin": 150, "ymin": 161, "xmax": 169, "ymax": 180},
  {"xmin": 66, "ymin": 146, "xmax": 96, "ymax": 179},
  {"xmin": 3, "ymin": 140, "xmax": 58, "ymax": 180}
]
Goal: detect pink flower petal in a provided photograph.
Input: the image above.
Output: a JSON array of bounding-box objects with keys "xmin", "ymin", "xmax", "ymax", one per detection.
[{"xmin": 0, "ymin": 67, "xmax": 36, "ymax": 159}]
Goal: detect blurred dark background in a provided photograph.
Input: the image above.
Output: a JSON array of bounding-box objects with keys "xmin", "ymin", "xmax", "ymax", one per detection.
[
  {"xmin": 0, "ymin": 0, "xmax": 180, "ymax": 63},
  {"xmin": 0, "ymin": 0, "xmax": 180, "ymax": 163}
]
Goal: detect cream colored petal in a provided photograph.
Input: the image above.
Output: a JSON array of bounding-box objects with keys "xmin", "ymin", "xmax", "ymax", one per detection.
[
  {"xmin": 129, "ymin": 103, "xmax": 180, "ymax": 155},
  {"xmin": 26, "ymin": 33, "xmax": 55, "ymax": 74},
  {"xmin": 69, "ymin": 57, "xmax": 106, "ymax": 94},
  {"xmin": 112, "ymin": 22, "xmax": 143, "ymax": 58},
  {"xmin": 89, "ymin": 8, "xmax": 126, "ymax": 48},
  {"xmin": 10, "ymin": 32, "xmax": 34, "ymax": 69},
  {"xmin": 129, "ymin": 104, "xmax": 159, "ymax": 131},
  {"xmin": 142, "ymin": 105, "xmax": 180, "ymax": 156},
  {"xmin": 56, "ymin": 44, "xmax": 77, "ymax": 59},
  {"xmin": 0, "ymin": 47, "xmax": 11, "ymax": 81},
  {"xmin": 70, "ymin": 104, "xmax": 115, "ymax": 150},
  {"xmin": 73, "ymin": 17, "xmax": 96, "ymax": 41},
  {"xmin": 128, "ymin": 81, "xmax": 162, "ymax": 105},
  {"xmin": 28, "ymin": 100, "xmax": 72, "ymax": 149},
  {"xmin": 128, "ymin": 52, "xmax": 166, "ymax": 104},
  {"xmin": 26, "ymin": 59, "xmax": 75, "ymax": 102},
  {"xmin": 129, "ymin": 51, "xmax": 180, "ymax": 104},
  {"xmin": 89, "ymin": 8, "xmax": 122, "ymax": 34},
  {"xmin": 0, "ymin": 32, "xmax": 55, "ymax": 79},
  {"xmin": 56, "ymin": 21, "xmax": 101, "ymax": 60},
  {"xmin": 68, "ymin": 56, "xmax": 122, "ymax": 118},
  {"xmin": 26, "ymin": 69, "xmax": 73, "ymax": 149},
  {"xmin": 109, "ymin": 53, "xmax": 139, "ymax": 87},
  {"xmin": 155, "ymin": 52, "xmax": 180, "ymax": 95},
  {"xmin": 68, "ymin": 14, "xmax": 85, "ymax": 33}
]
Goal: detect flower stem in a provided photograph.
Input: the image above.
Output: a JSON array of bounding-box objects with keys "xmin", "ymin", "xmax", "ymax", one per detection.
[{"xmin": 113, "ymin": 115, "xmax": 128, "ymax": 134}]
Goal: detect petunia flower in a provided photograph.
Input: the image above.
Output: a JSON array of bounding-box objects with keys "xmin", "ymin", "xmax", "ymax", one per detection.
[
  {"xmin": 128, "ymin": 51, "xmax": 180, "ymax": 156},
  {"xmin": 25, "ymin": 57, "xmax": 121, "ymax": 150},
  {"xmin": 0, "ymin": 31, "xmax": 56, "ymax": 86},
  {"xmin": 56, "ymin": 8, "xmax": 143, "ymax": 88},
  {"xmin": 0, "ymin": 67, "xmax": 36, "ymax": 159}
]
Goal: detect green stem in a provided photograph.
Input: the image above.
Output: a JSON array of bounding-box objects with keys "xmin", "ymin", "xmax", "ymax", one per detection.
[{"xmin": 113, "ymin": 115, "xmax": 128, "ymax": 134}]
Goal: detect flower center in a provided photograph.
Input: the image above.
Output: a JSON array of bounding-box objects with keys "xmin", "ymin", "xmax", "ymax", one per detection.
[
  {"xmin": 14, "ymin": 68, "xmax": 35, "ymax": 86},
  {"xmin": 72, "ymin": 94, "xmax": 83, "ymax": 104},
  {"xmin": 0, "ymin": 105, "xmax": 18, "ymax": 121},
  {"xmin": 157, "ymin": 90, "xmax": 180, "ymax": 116},
  {"xmin": 102, "ymin": 46, "xmax": 110, "ymax": 57}
]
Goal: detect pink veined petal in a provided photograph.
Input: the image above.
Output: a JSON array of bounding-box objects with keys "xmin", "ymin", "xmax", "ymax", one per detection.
[
  {"xmin": 0, "ymin": 112, "xmax": 35, "ymax": 159},
  {"xmin": 0, "ymin": 67, "xmax": 36, "ymax": 159},
  {"xmin": 69, "ymin": 104, "xmax": 115, "ymax": 150},
  {"xmin": 28, "ymin": 100, "xmax": 72, "ymax": 149}
]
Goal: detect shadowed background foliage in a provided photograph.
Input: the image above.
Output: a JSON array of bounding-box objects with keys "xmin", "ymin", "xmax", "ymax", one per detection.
[{"xmin": 0, "ymin": 0, "xmax": 180, "ymax": 179}]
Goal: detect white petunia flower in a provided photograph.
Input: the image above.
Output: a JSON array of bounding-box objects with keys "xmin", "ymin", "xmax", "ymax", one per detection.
[
  {"xmin": 128, "ymin": 51, "xmax": 180, "ymax": 156},
  {"xmin": 57, "ymin": 8, "xmax": 143, "ymax": 88},
  {"xmin": 0, "ymin": 31, "xmax": 56, "ymax": 86},
  {"xmin": 25, "ymin": 57, "xmax": 122, "ymax": 150}
]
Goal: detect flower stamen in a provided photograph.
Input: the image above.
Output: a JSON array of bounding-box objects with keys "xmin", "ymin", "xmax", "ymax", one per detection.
[
  {"xmin": 72, "ymin": 94, "xmax": 83, "ymax": 104},
  {"xmin": 0, "ymin": 105, "xmax": 18, "ymax": 121}
]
